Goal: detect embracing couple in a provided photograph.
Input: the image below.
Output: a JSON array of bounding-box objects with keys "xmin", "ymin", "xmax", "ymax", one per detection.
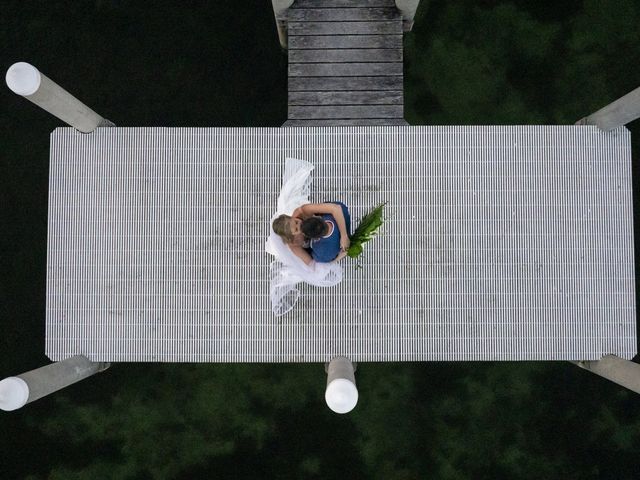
[
  {"xmin": 271, "ymin": 202, "xmax": 351, "ymax": 265},
  {"xmin": 266, "ymin": 158, "xmax": 353, "ymax": 315}
]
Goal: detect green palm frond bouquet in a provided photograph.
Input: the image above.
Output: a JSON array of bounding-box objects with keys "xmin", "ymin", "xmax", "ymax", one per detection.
[{"xmin": 347, "ymin": 203, "xmax": 386, "ymax": 258}]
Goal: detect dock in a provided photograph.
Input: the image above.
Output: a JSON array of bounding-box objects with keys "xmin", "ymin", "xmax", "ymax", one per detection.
[{"xmin": 45, "ymin": 125, "xmax": 636, "ymax": 362}]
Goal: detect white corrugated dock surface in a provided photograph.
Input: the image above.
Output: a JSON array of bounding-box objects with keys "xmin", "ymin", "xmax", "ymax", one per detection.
[{"xmin": 46, "ymin": 126, "xmax": 636, "ymax": 362}]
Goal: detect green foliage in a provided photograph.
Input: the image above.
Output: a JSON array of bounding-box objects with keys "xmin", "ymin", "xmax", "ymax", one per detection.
[
  {"xmin": 347, "ymin": 203, "xmax": 386, "ymax": 258},
  {"xmin": 20, "ymin": 363, "xmax": 367, "ymax": 479},
  {"xmin": 351, "ymin": 363, "xmax": 640, "ymax": 480},
  {"xmin": 39, "ymin": 366, "xmax": 259, "ymax": 479},
  {"xmin": 405, "ymin": 1, "xmax": 562, "ymax": 124},
  {"xmin": 552, "ymin": 0, "xmax": 640, "ymax": 123}
]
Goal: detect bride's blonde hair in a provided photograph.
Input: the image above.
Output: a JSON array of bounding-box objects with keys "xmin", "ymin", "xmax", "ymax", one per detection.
[{"xmin": 272, "ymin": 214, "xmax": 294, "ymax": 243}]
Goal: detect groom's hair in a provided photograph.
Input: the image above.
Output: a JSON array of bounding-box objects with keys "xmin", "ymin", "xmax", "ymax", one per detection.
[{"xmin": 301, "ymin": 216, "xmax": 327, "ymax": 239}]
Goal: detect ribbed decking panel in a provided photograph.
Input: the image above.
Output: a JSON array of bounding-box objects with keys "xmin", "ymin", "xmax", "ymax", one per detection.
[{"xmin": 46, "ymin": 126, "xmax": 636, "ymax": 362}]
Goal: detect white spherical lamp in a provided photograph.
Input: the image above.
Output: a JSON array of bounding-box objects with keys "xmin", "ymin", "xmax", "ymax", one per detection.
[
  {"xmin": 6, "ymin": 62, "xmax": 42, "ymax": 96},
  {"xmin": 0, "ymin": 377, "xmax": 30, "ymax": 411},
  {"xmin": 325, "ymin": 356, "xmax": 358, "ymax": 414},
  {"xmin": 325, "ymin": 377, "xmax": 358, "ymax": 414}
]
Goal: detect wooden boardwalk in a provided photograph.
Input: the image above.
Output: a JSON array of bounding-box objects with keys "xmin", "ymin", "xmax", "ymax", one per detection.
[{"xmin": 283, "ymin": 0, "xmax": 408, "ymax": 126}]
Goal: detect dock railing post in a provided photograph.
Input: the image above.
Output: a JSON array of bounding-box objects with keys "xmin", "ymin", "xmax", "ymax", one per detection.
[
  {"xmin": 271, "ymin": 0, "xmax": 295, "ymax": 49},
  {"xmin": 5, "ymin": 62, "xmax": 114, "ymax": 133},
  {"xmin": 0, "ymin": 356, "xmax": 110, "ymax": 411},
  {"xmin": 395, "ymin": 0, "xmax": 421, "ymax": 32},
  {"xmin": 576, "ymin": 86, "xmax": 640, "ymax": 131},
  {"xmin": 572, "ymin": 355, "xmax": 640, "ymax": 394},
  {"xmin": 325, "ymin": 357, "xmax": 358, "ymax": 414}
]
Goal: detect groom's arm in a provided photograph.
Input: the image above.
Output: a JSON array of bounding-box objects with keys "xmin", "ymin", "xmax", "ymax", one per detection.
[{"xmin": 297, "ymin": 203, "xmax": 350, "ymax": 249}]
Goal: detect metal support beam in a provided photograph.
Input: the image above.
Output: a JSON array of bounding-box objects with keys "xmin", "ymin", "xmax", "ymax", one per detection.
[
  {"xmin": 325, "ymin": 357, "xmax": 358, "ymax": 414},
  {"xmin": 271, "ymin": 0, "xmax": 295, "ymax": 49},
  {"xmin": 576, "ymin": 86, "xmax": 640, "ymax": 131},
  {"xmin": 395, "ymin": 0, "xmax": 420, "ymax": 31},
  {"xmin": 0, "ymin": 356, "xmax": 110, "ymax": 411},
  {"xmin": 573, "ymin": 355, "xmax": 640, "ymax": 394},
  {"xmin": 5, "ymin": 62, "xmax": 113, "ymax": 133}
]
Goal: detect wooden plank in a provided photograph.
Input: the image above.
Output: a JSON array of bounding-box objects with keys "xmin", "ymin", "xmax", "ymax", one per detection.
[
  {"xmin": 282, "ymin": 118, "xmax": 409, "ymax": 126},
  {"xmin": 288, "ymin": 21, "xmax": 402, "ymax": 36},
  {"xmin": 292, "ymin": 0, "xmax": 395, "ymax": 8},
  {"xmin": 289, "ymin": 62, "xmax": 403, "ymax": 77},
  {"xmin": 289, "ymin": 48, "xmax": 402, "ymax": 63},
  {"xmin": 288, "ymin": 105, "xmax": 403, "ymax": 119},
  {"xmin": 289, "ymin": 35, "xmax": 403, "ymax": 49},
  {"xmin": 288, "ymin": 90, "xmax": 403, "ymax": 106},
  {"xmin": 287, "ymin": 8, "xmax": 400, "ymax": 22},
  {"xmin": 289, "ymin": 76, "xmax": 403, "ymax": 91}
]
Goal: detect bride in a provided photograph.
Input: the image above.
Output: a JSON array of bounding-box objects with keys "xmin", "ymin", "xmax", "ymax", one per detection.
[{"xmin": 265, "ymin": 158, "xmax": 347, "ymax": 316}]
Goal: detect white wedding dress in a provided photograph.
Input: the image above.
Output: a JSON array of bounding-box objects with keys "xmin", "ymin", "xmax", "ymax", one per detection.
[{"xmin": 265, "ymin": 158, "xmax": 343, "ymax": 316}]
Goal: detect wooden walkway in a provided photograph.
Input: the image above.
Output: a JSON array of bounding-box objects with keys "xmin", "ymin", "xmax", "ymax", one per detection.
[{"xmin": 283, "ymin": 0, "xmax": 408, "ymax": 126}]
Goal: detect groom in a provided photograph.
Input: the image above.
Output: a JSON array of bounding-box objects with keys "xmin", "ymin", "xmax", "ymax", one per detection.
[{"xmin": 299, "ymin": 201, "xmax": 351, "ymax": 263}]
